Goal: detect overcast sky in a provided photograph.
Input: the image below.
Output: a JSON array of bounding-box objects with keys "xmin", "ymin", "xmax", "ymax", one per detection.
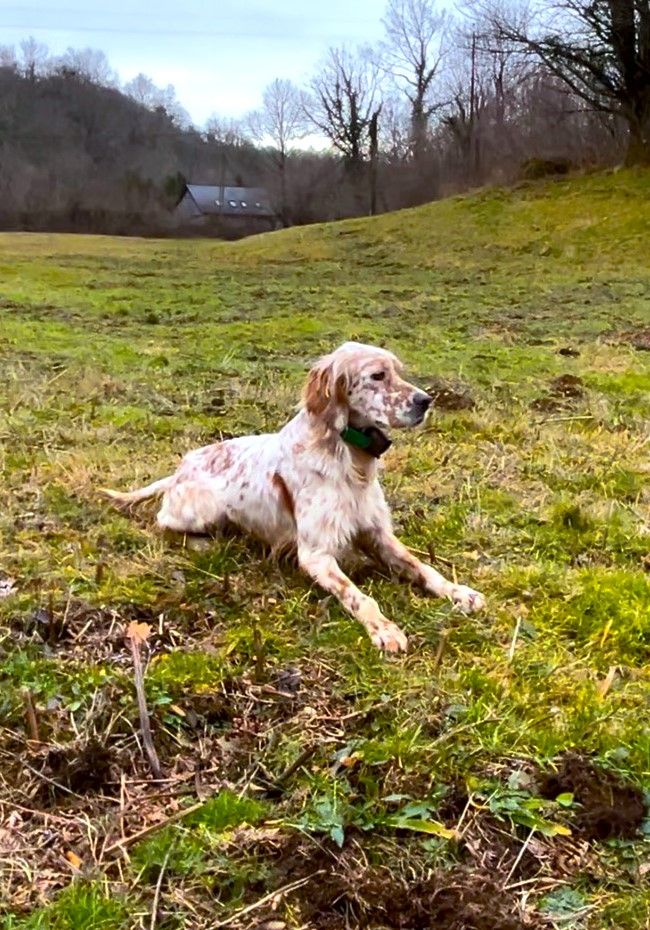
[{"xmin": 1, "ymin": 0, "xmax": 386, "ymax": 125}]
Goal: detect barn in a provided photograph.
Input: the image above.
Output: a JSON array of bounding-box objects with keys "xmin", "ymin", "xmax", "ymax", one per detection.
[{"xmin": 175, "ymin": 184, "xmax": 278, "ymax": 237}]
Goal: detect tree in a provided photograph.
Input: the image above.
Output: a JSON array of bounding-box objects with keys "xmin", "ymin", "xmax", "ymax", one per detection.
[
  {"xmin": 379, "ymin": 95, "xmax": 413, "ymax": 159},
  {"xmin": 488, "ymin": 0, "xmax": 650, "ymax": 165},
  {"xmin": 438, "ymin": 10, "xmax": 529, "ymax": 180},
  {"xmin": 57, "ymin": 47, "xmax": 117, "ymax": 86},
  {"xmin": 124, "ymin": 73, "xmax": 190, "ymax": 126},
  {"xmin": 247, "ymin": 79, "xmax": 307, "ymax": 221},
  {"xmin": 309, "ymin": 47, "xmax": 383, "ymax": 173},
  {"xmin": 380, "ymin": 0, "xmax": 448, "ymax": 158},
  {"xmin": 19, "ymin": 36, "xmax": 49, "ymax": 81},
  {"xmin": 204, "ymin": 115, "xmax": 250, "ymax": 147},
  {"xmin": 0, "ymin": 45, "xmax": 16, "ymax": 70}
]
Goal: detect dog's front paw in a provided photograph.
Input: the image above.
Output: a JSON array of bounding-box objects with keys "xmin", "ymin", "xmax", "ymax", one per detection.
[
  {"xmin": 367, "ymin": 618, "xmax": 408, "ymax": 653},
  {"xmin": 450, "ymin": 585, "xmax": 486, "ymax": 613}
]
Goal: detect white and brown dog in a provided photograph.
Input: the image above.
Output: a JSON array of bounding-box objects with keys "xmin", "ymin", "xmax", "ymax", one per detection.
[{"xmin": 102, "ymin": 342, "xmax": 485, "ymax": 652}]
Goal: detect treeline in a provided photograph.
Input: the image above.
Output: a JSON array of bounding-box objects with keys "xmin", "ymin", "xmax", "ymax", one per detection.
[{"xmin": 0, "ymin": 0, "xmax": 646, "ymax": 235}]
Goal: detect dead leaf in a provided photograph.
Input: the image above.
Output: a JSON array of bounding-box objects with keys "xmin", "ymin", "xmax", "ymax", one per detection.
[
  {"xmin": 341, "ymin": 754, "xmax": 360, "ymax": 768},
  {"xmin": 126, "ymin": 621, "xmax": 151, "ymax": 645},
  {"xmin": 65, "ymin": 850, "xmax": 82, "ymax": 870},
  {"xmin": 597, "ymin": 666, "xmax": 618, "ymax": 698}
]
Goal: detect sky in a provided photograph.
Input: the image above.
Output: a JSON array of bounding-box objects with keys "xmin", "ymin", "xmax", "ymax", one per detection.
[{"xmin": 0, "ymin": 0, "xmax": 387, "ymax": 126}]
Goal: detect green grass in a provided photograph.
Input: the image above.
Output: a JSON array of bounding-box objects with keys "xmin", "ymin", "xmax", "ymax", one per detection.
[{"xmin": 1, "ymin": 168, "xmax": 649, "ymax": 928}]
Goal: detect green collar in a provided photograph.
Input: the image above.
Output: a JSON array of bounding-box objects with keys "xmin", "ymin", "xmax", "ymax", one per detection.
[{"xmin": 340, "ymin": 426, "xmax": 392, "ymax": 458}]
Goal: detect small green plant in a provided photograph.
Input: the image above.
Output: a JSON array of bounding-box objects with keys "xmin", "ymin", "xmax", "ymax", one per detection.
[
  {"xmin": 482, "ymin": 782, "xmax": 573, "ymax": 836},
  {"xmin": 538, "ymin": 886, "xmax": 589, "ymax": 927},
  {"xmin": 3, "ymin": 882, "xmax": 130, "ymax": 930}
]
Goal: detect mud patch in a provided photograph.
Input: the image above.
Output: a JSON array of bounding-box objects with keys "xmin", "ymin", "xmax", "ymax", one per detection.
[
  {"xmin": 613, "ymin": 327, "xmax": 650, "ymax": 351},
  {"xmin": 539, "ymin": 752, "xmax": 646, "ymax": 841},
  {"xmin": 530, "ymin": 395, "xmax": 564, "ymax": 413},
  {"xmin": 531, "ymin": 374, "xmax": 585, "ymax": 413},
  {"xmin": 29, "ymin": 739, "xmax": 118, "ymax": 803},
  {"xmin": 425, "ymin": 376, "xmax": 475, "ymax": 411},
  {"xmin": 249, "ymin": 834, "xmax": 538, "ymax": 930},
  {"xmin": 548, "ymin": 375, "xmax": 585, "ymax": 398}
]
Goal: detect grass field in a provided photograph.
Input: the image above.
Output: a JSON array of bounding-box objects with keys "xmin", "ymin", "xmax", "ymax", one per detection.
[{"xmin": 1, "ymin": 168, "xmax": 649, "ymax": 929}]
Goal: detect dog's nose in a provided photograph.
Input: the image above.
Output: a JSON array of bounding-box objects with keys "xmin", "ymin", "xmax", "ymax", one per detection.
[{"xmin": 413, "ymin": 392, "xmax": 432, "ymax": 411}]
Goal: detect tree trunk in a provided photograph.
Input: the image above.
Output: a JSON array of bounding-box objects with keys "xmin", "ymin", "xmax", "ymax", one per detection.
[
  {"xmin": 369, "ymin": 109, "xmax": 380, "ymax": 215},
  {"xmin": 410, "ymin": 104, "xmax": 428, "ymax": 161},
  {"xmin": 279, "ymin": 150, "xmax": 288, "ymax": 225},
  {"xmin": 624, "ymin": 115, "xmax": 650, "ymax": 165}
]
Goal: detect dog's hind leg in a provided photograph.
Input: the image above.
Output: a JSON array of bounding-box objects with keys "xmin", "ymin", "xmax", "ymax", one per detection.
[{"xmin": 156, "ymin": 479, "xmax": 226, "ymax": 535}]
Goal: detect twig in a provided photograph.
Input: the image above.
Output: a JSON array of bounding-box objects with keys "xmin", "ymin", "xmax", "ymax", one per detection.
[
  {"xmin": 104, "ymin": 800, "xmax": 206, "ymax": 857},
  {"xmin": 425, "ymin": 541, "xmax": 454, "ymax": 568},
  {"xmin": 542, "ymin": 414, "xmax": 594, "ymax": 423},
  {"xmin": 150, "ymin": 843, "xmax": 173, "ymax": 930},
  {"xmin": 272, "ymin": 743, "xmax": 318, "ymax": 788},
  {"xmin": 503, "ymin": 827, "xmax": 535, "ymax": 887},
  {"xmin": 431, "ymin": 632, "xmax": 448, "ymax": 673},
  {"xmin": 21, "ymin": 688, "xmax": 40, "ymax": 742},
  {"xmin": 252, "ymin": 625, "xmax": 265, "ymax": 683},
  {"xmin": 126, "ymin": 623, "xmax": 162, "ymax": 779},
  {"xmin": 212, "ymin": 871, "xmax": 325, "ymax": 928},
  {"xmin": 507, "ymin": 615, "xmax": 522, "ymax": 663}
]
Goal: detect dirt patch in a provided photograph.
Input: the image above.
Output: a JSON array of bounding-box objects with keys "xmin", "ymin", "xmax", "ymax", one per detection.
[
  {"xmin": 252, "ymin": 833, "xmax": 537, "ymax": 930},
  {"xmin": 36, "ymin": 739, "xmax": 118, "ymax": 800},
  {"xmin": 548, "ymin": 374, "xmax": 585, "ymax": 398},
  {"xmin": 531, "ymin": 374, "xmax": 585, "ymax": 413},
  {"xmin": 613, "ymin": 327, "xmax": 650, "ymax": 351},
  {"xmin": 530, "ymin": 395, "xmax": 564, "ymax": 413},
  {"xmin": 539, "ymin": 752, "xmax": 646, "ymax": 841},
  {"xmin": 425, "ymin": 376, "xmax": 475, "ymax": 412}
]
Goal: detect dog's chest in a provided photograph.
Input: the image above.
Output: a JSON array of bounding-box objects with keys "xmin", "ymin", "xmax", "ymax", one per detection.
[{"xmin": 324, "ymin": 474, "xmax": 384, "ymax": 534}]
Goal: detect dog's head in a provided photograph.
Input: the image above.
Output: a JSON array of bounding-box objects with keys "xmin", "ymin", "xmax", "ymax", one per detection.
[{"xmin": 303, "ymin": 342, "xmax": 431, "ymax": 433}]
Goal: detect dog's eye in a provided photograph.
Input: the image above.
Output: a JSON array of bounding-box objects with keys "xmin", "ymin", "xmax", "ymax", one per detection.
[{"xmin": 371, "ymin": 371, "xmax": 386, "ymax": 381}]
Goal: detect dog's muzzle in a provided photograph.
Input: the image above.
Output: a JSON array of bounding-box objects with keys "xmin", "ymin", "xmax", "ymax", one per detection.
[{"xmin": 411, "ymin": 392, "xmax": 433, "ymax": 423}]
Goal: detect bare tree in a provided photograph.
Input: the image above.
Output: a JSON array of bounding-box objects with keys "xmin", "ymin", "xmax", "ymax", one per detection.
[
  {"xmin": 488, "ymin": 0, "xmax": 650, "ymax": 165},
  {"xmin": 124, "ymin": 73, "xmax": 191, "ymax": 126},
  {"xmin": 247, "ymin": 79, "xmax": 307, "ymax": 220},
  {"xmin": 19, "ymin": 37, "xmax": 49, "ymax": 81},
  {"xmin": 379, "ymin": 94, "xmax": 413, "ymax": 159},
  {"xmin": 57, "ymin": 47, "xmax": 117, "ymax": 86},
  {"xmin": 204, "ymin": 115, "xmax": 250, "ymax": 147},
  {"xmin": 309, "ymin": 47, "xmax": 383, "ymax": 174},
  {"xmin": 0, "ymin": 45, "xmax": 17, "ymax": 70},
  {"xmin": 380, "ymin": 0, "xmax": 448, "ymax": 158},
  {"xmin": 440, "ymin": 42, "xmax": 488, "ymax": 175},
  {"xmin": 123, "ymin": 73, "xmax": 160, "ymax": 107},
  {"xmin": 439, "ymin": 10, "xmax": 530, "ymax": 179}
]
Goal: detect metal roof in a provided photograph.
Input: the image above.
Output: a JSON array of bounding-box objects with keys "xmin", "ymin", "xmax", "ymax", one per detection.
[{"xmin": 185, "ymin": 184, "xmax": 275, "ymax": 218}]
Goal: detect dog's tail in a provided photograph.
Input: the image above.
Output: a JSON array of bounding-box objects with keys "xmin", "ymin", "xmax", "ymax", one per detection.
[{"xmin": 99, "ymin": 476, "xmax": 173, "ymax": 506}]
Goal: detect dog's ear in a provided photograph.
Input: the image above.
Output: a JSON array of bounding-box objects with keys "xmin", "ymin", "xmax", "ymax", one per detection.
[{"xmin": 303, "ymin": 359, "xmax": 348, "ymax": 431}]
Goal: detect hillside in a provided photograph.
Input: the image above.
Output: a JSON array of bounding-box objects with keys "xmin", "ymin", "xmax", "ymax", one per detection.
[
  {"xmin": 0, "ymin": 171, "xmax": 649, "ymax": 929},
  {"xmin": 0, "ymin": 66, "xmax": 265, "ymax": 232}
]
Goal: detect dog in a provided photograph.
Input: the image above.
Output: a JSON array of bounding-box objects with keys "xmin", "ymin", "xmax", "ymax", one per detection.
[{"xmin": 102, "ymin": 342, "xmax": 485, "ymax": 652}]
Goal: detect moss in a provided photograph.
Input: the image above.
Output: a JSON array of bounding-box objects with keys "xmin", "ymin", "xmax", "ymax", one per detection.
[{"xmin": 2, "ymin": 883, "xmax": 131, "ymax": 930}]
